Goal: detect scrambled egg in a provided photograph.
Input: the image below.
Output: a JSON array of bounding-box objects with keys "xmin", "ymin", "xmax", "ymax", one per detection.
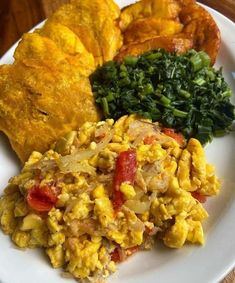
[{"xmin": 0, "ymin": 115, "xmax": 220, "ymax": 282}]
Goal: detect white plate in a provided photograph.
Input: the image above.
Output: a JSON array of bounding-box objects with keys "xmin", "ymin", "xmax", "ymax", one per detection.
[{"xmin": 0, "ymin": 2, "xmax": 235, "ymax": 283}]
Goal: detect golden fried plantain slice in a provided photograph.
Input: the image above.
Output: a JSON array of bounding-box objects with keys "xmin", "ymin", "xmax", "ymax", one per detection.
[
  {"xmin": 37, "ymin": 22, "xmax": 95, "ymax": 76},
  {"xmin": 123, "ymin": 17, "xmax": 183, "ymax": 44},
  {"xmin": 71, "ymin": 0, "xmax": 120, "ymax": 19},
  {"xmin": 120, "ymin": 0, "xmax": 182, "ymax": 31},
  {"xmin": 115, "ymin": 36, "xmax": 193, "ymax": 61},
  {"xmin": 120, "ymin": 0, "xmax": 220, "ymax": 64},
  {"xmin": 48, "ymin": 0, "xmax": 122, "ymax": 65},
  {"xmin": 179, "ymin": 4, "xmax": 221, "ymax": 65},
  {"xmin": 0, "ymin": 33, "xmax": 100, "ymax": 162}
]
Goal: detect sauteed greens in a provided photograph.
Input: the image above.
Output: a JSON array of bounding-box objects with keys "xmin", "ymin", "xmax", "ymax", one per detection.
[{"xmin": 90, "ymin": 49, "xmax": 235, "ymax": 144}]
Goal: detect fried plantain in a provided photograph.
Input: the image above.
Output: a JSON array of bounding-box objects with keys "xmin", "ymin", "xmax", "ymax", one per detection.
[
  {"xmin": 37, "ymin": 22, "xmax": 95, "ymax": 76},
  {"xmin": 119, "ymin": 0, "xmax": 220, "ymax": 64},
  {"xmin": 0, "ymin": 33, "xmax": 100, "ymax": 162},
  {"xmin": 123, "ymin": 17, "xmax": 183, "ymax": 44},
  {"xmin": 179, "ymin": 4, "xmax": 221, "ymax": 65},
  {"xmin": 48, "ymin": 0, "xmax": 122, "ymax": 65},
  {"xmin": 120, "ymin": 0, "xmax": 182, "ymax": 31},
  {"xmin": 115, "ymin": 36, "xmax": 193, "ymax": 61}
]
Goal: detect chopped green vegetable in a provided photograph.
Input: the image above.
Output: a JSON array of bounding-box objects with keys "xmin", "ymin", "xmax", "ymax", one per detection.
[
  {"xmin": 173, "ymin": 109, "xmax": 188, "ymax": 118},
  {"xmin": 90, "ymin": 49, "xmax": 235, "ymax": 144},
  {"xmin": 101, "ymin": 97, "xmax": 109, "ymax": 117},
  {"xmin": 124, "ymin": 56, "xmax": 139, "ymax": 66}
]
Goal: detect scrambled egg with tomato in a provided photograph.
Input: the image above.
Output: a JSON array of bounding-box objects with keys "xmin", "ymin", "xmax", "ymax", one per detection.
[{"xmin": 0, "ymin": 115, "xmax": 220, "ymax": 282}]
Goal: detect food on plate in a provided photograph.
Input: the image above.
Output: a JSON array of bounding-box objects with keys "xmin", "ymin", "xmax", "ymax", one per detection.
[
  {"xmin": 0, "ymin": 115, "xmax": 220, "ymax": 282},
  {"xmin": 47, "ymin": 0, "xmax": 123, "ymax": 65},
  {"xmin": 0, "ymin": 33, "xmax": 100, "ymax": 162},
  {"xmin": 122, "ymin": 18, "xmax": 184, "ymax": 44},
  {"xmin": 120, "ymin": 0, "xmax": 183, "ymax": 30},
  {"xmin": 115, "ymin": 36, "xmax": 193, "ymax": 60},
  {"xmin": 91, "ymin": 49, "xmax": 235, "ymax": 145},
  {"xmin": 0, "ymin": 0, "xmax": 223, "ymax": 163},
  {"xmin": 37, "ymin": 21, "xmax": 96, "ymax": 76},
  {"xmin": 178, "ymin": 3, "xmax": 221, "ymax": 65},
  {"xmin": 0, "ymin": 0, "xmax": 233, "ymax": 281},
  {"xmin": 118, "ymin": 0, "xmax": 221, "ymax": 64},
  {"xmin": 0, "ymin": 0, "xmax": 122, "ymax": 162}
]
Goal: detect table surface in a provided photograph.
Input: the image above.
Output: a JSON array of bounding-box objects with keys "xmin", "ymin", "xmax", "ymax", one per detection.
[{"xmin": 0, "ymin": 0, "xmax": 235, "ymax": 282}]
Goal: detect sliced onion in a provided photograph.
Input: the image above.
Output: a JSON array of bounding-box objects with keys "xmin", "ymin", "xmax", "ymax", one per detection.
[
  {"xmin": 97, "ymin": 173, "xmax": 113, "ymax": 184},
  {"xmin": 135, "ymin": 169, "xmax": 147, "ymax": 192},
  {"xmin": 58, "ymin": 130, "xmax": 113, "ymax": 169},
  {"xmin": 147, "ymin": 226, "xmax": 160, "ymax": 236},
  {"xmin": 61, "ymin": 272, "xmax": 74, "ymax": 279},
  {"xmin": 128, "ymin": 121, "xmax": 152, "ymax": 140},
  {"xmin": 69, "ymin": 219, "xmax": 102, "ymax": 236},
  {"xmin": 132, "ymin": 129, "xmax": 153, "ymax": 147},
  {"xmin": 122, "ymin": 206, "xmax": 145, "ymax": 231},
  {"xmin": 128, "ymin": 120, "xmax": 156, "ymax": 136},
  {"xmin": 95, "ymin": 123, "xmax": 110, "ymax": 138},
  {"xmin": 149, "ymin": 192, "xmax": 157, "ymax": 202},
  {"xmin": 127, "ymin": 120, "xmax": 161, "ymax": 146},
  {"xmin": 142, "ymin": 236, "xmax": 155, "ymax": 250},
  {"xmin": 58, "ymin": 161, "xmax": 96, "ymax": 175},
  {"xmin": 146, "ymin": 176, "xmax": 168, "ymax": 193},
  {"xmin": 133, "ymin": 188, "xmax": 145, "ymax": 200},
  {"xmin": 29, "ymin": 159, "xmax": 57, "ymax": 171},
  {"xmin": 30, "ymin": 128, "xmax": 113, "ymax": 174},
  {"xmin": 130, "ymin": 218, "xmax": 145, "ymax": 231},
  {"xmin": 124, "ymin": 200, "xmax": 150, "ymax": 214},
  {"xmin": 142, "ymin": 161, "xmax": 162, "ymax": 178},
  {"xmin": 128, "ymin": 120, "xmax": 175, "ymax": 146}
]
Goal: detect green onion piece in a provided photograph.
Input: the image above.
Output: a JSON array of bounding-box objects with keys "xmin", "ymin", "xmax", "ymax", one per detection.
[
  {"xmin": 101, "ymin": 97, "xmax": 109, "ymax": 117},
  {"xmin": 216, "ymin": 77, "xmax": 222, "ymax": 87},
  {"xmin": 198, "ymin": 51, "xmax": 211, "ymax": 67},
  {"xmin": 119, "ymin": 77, "xmax": 131, "ymax": 86},
  {"xmin": 157, "ymin": 84, "xmax": 164, "ymax": 90},
  {"xmin": 95, "ymin": 97, "xmax": 101, "ymax": 103},
  {"xmin": 160, "ymin": 95, "xmax": 171, "ymax": 106},
  {"xmin": 120, "ymin": 71, "xmax": 128, "ymax": 78},
  {"xmin": 155, "ymin": 84, "xmax": 164, "ymax": 97},
  {"xmin": 156, "ymin": 101, "xmax": 174, "ymax": 109},
  {"xmin": 173, "ymin": 109, "xmax": 188, "ymax": 118},
  {"xmin": 120, "ymin": 64, "xmax": 127, "ymax": 72},
  {"xmin": 179, "ymin": 89, "xmax": 191, "ymax": 98},
  {"xmin": 146, "ymin": 52, "xmax": 162, "ymax": 61},
  {"xmin": 206, "ymin": 69, "xmax": 216, "ymax": 81},
  {"xmin": 124, "ymin": 56, "xmax": 138, "ymax": 66},
  {"xmin": 222, "ymin": 90, "xmax": 232, "ymax": 97},
  {"xmin": 106, "ymin": 92, "xmax": 115, "ymax": 102},
  {"xmin": 194, "ymin": 78, "xmax": 206, "ymax": 85},
  {"xmin": 140, "ymin": 83, "xmax": 154, "ymax": 96},
  {"xmin": 151, "ymin": 112, "xmax": 161, "ymax": 120},
  {"xmin": 190, "ymin": 53, "xmax": 202, "ymax": 71},
  {"xmin": 198, "ymin": 125, "xmax": 212, "ymax": 133},
  {"xmin": 148, "ymin": 66, "xmax": 155, "ymax": 74}
]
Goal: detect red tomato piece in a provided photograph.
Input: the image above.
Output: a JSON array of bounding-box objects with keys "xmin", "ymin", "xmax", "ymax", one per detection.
[
  {"xmin": 126, "ymin": 246, "xmax": 139, "ymax": 256},
  {"xmin": 111, "ymin": 246, "xmax": 139, "ymax": 262},
  {"xmin": 143, "ymin": 135, "xmax": 156, "ymax": 145},
  {"xmin": 191, "ymin": 191, "xmax": 207, "ymax": 203},
  {"xmin": 26, "ymin": 185, "xmax": 58, "ymax": 212},
  {"xmin": 110, "ymin": 248, "xmax": 120, "ymax": 262},
  {"xmin": 112, "ymin": 149, "xmax": 137, "ymax": 210},
  {"xmin": 162, "ymin": 128, "xmax": 184, "ymax": 145},
  {"xmin": 112, "ymin": 190, "xmax": 125, "ymax": 211}
]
